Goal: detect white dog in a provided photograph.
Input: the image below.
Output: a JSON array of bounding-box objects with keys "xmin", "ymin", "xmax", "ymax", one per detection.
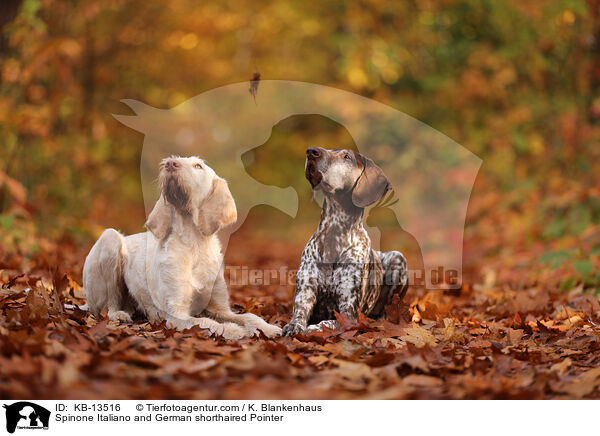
[{"xmin": 83, "ymin": 156, "xmax": 282, "ymax": 340}]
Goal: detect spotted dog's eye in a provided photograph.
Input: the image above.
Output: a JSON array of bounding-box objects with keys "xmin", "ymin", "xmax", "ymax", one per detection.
[
  {"xmin": 194, "ymin": 163, "xmax": 203, "ymax": 169},
  {"xmin": 344, "ymin": 154, "xmax": 351, "ymax": 160}
]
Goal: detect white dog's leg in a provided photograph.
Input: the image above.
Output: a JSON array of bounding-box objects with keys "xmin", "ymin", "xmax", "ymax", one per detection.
[
  {"xmin": 163, "ymin": 313, "xmax": 246, "ymax": 340},
  {"xmin": 143, "ymin": 267, "xmax": 245, "ymax": 340},
  {"xmin": 83, "ymin": 229, "xmax": 133, "ymax": 323},
  {"xmin": 205, "ymin": 275, "xmax": 282, "ymax": 338},
  {"xmin": 228, "ymin": 312, "xmax": 283, "ymax": 338}
]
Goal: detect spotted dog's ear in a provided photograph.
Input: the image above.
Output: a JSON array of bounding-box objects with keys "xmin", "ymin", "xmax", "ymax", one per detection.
[
  {"xmin": 194, "ymin": 177, "xmax": 237, "ymax": 236},
  {"xmin": 145, "ymin": 194, "xmax": 173, "ymax": 240},
  {"xmin": 351, "ymin": 156, "xmax": 391, "ymax": 208}
]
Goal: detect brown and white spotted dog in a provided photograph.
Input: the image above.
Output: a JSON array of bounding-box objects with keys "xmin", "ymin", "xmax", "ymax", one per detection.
[{"xmin": 282, "ymin": 147, "xmax": 409, "ymax": 336}]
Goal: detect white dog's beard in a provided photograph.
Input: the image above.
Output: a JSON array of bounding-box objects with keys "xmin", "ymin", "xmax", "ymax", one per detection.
[{"xmin": 163, "ymin": 176, "xmax": 189, "ymax": 210}]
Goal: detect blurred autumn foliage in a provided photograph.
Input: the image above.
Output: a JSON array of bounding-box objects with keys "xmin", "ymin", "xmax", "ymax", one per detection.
[
  {"xmin": 0, "ymin": 0, "xmax": 600, "ymax": 399},
  {"xmin": 1, "ymin": 0, "xmax": 598, "ymax": 282}
]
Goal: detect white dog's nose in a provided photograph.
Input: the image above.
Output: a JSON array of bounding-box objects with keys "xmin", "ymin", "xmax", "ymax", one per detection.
[{"xmin": 164, "ymin": 159, "xmax": 180, "ymax": 172}]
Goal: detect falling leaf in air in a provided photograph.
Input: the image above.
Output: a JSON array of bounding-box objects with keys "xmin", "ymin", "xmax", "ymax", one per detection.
[{"xmin": 249, "ymin": 71, "xmax": 261, "ymax": 105}]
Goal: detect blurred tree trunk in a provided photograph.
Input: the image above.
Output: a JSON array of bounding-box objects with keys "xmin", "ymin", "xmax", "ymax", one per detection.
[{"xmin": 0, "ymin": 0, "xmax": 23, "ymax": 53}]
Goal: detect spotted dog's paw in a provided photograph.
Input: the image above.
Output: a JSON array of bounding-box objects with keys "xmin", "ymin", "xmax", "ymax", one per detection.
[
  {"xmin": 282, "ymin": 322, "xmax": 305, "ymax": 337},
  {"xmin": 304, "ymin": 324, "xmax": 324, "ymax": 333}
]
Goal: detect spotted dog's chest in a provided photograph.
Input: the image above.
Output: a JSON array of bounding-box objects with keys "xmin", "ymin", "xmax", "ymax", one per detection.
[
  {"xmin": 305, "ymin": 227, "xmax": 370, "ymax": 321},
  {"xmin": 296, "ymin": 196, "xmax": 378, "ymax": 322}
]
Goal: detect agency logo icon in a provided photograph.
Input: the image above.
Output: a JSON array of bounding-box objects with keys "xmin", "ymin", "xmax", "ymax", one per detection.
[{"xmin": 2, "ymin": 402, "xmax": 50, "ymax": 434}]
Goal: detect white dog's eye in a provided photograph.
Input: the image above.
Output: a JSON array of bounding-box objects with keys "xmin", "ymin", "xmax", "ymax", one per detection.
[
  {"xmin": 194, "ymin": 163, "xmax": 203, "ymax": 169},
  {"xmin": 344, "ymin": 154, "xmax": 351, "ymax": 160}
]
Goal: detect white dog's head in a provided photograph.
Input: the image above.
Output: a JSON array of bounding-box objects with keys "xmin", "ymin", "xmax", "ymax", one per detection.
[{"xmin": 145, "ymin": 156, "xmax": 237, "ymax": 239}]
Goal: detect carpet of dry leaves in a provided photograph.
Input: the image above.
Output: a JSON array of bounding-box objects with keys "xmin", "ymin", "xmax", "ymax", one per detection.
[{"xmin": 1, "ymin": 234, "xmax": 599, "ymax": 400}]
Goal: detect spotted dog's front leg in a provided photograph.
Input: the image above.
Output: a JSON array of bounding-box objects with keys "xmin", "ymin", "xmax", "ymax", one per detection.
[
  {"xmin": 305, "ymin": 260, "xmax": 364, "ymax": 332},
  {"xmin": 305, "ymin": 319, "xmax": 338, "ymax": 332},
  {"xmin": 282, "ymin": 256, "xmax": 319, "ymax": 336}
]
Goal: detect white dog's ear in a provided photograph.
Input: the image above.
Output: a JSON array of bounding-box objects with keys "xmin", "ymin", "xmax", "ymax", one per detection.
[
  {"xmin": 145, "ymin": 194, "xmax": 173, "ymax": 240},
  {"xmin": 194, "ymin": 177, "xmax": 237, "ymax": 236}
]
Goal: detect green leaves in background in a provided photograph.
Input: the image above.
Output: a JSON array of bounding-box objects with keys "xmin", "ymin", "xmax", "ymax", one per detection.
[{"xmin": 540, "ymin": 248, "xmax": 600, "ymax": 293}]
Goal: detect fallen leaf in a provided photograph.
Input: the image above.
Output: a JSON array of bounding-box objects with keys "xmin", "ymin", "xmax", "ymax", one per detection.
[{"xmin": 401, "ymin": 324, "xmax": 438, "ymax": 348}]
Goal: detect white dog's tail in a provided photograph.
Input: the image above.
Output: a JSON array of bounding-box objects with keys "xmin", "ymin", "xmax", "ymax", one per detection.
[{"xmin": 83, "ymin": 229, "xmax": 128, "ymax": 318}]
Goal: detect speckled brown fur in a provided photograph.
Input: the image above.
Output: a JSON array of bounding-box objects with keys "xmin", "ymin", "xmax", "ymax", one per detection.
[{"xmin": 283, "ymin": 147, "xmax": 408, "ymax": 336}]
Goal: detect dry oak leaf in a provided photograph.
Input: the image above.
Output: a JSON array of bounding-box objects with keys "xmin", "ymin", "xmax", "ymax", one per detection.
[
  {"xmin": 506, "ymin": 328, "xmax": 524, "ymax": 345},
  {"xmin": 328, "ymin": 358, "xmax": 375, "ymax": 382},
  {"xmin": 364, "ymin": 352, "xmax": 395, "ymax": 368},
  {"xmin": 322, "ymin": 340, "xmax": 365, "ymax": 358},
  {"xmin": 0, "ymin": 170, "xmax": 27, "ymax": 205},
  {"xmin": 334, "ymin": 310, "xmax": 375, "ymax": 333},
  {"xmin": 550, "ymin": 358, "xmax": 572, "ymax": 377},
  {"xmin": 307, "ymin": 355, "xmax": 329, "ymax": 367},
  {"xmin": 396, "ymin": 354, "xmax": 430, "ymax": 374},
  {"xmin": 403, "ymin": 374, "xmax": 443, "ymax": 388},
  {"xmin": 381, "ymin": 337, "xmax": 404, "ymax": 350},
  {"xmin": 401, "ymin": 324, "xmax": 438, "ymax": 348},
  {"xmin": 434, "ymin": 318, "xmax": 467, "ymax": 343},
  {"xmin": 384, "ymin": 294, "xmax": 411, "ymax": 325},
  {"xmin": 560, "ymin": 367, "xmax": 600, "ymax": 398}
]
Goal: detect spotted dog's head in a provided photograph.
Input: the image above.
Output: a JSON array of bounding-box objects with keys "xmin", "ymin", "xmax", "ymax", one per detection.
[
  {"xmin": 146, "ymin": 156, "xmax": 237, "ymax": 239},
  {"xmin": 305, "ymin": 147, "xmax": 391, "ymax": 208}
]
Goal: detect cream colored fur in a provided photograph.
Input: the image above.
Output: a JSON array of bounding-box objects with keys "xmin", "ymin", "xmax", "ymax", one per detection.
[{"xmin": 83, "ymin": 156, "xmax": 282, "ymax": 340}]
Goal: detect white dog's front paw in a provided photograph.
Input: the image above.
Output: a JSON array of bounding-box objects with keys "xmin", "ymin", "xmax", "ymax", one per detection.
[
  {"xmin": 258, "ymin": 323, "xmax": 282, "ymax": 338},
  {"xmin": 219, "ymin": 322, "xmax": 248, "ymax": 341},
  {"xmin": 108, "ymin": 310, "xmax": 133, "ymax": 324},
  {"xmin": 241, "ymin": 314, "xmax": 282, "ymax": 338}
]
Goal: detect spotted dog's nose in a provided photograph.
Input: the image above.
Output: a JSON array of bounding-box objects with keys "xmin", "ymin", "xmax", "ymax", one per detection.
[
  {"xmin": 306, "ymin": 147, "xmax": 322, "ymax": 159},
  {"xmin": 164, "ymin": 159, "xmax": 181, "ymax": 172}
]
